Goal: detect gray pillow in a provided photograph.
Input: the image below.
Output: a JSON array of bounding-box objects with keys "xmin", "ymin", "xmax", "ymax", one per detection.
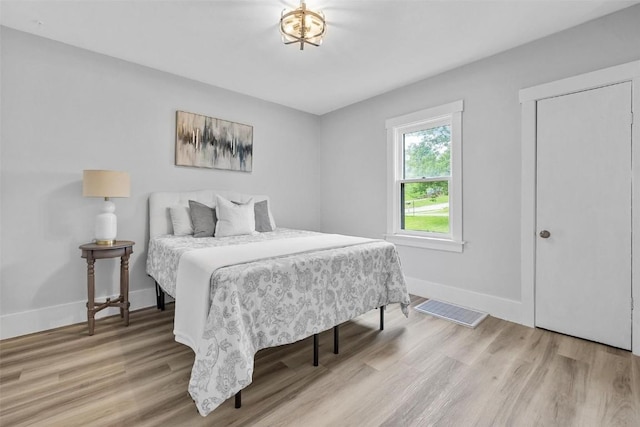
[
  {"xmin": 254, "ymin": 200, "xmax": 273, "ymax": 232},
  {"xmin": 188, "ymin": 200, "xmax": 217, "ymax": 237}
]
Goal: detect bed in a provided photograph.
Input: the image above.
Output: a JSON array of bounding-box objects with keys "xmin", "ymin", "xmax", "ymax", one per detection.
[{"xmin": 146, "ymin": 189, "xmax": 410, "ymax": 416}]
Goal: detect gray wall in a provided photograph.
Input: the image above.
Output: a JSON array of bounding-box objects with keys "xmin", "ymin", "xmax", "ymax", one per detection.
[
  {"xmin": 319, "ymin": 6, "xmax": 640, "ymax": 303},
  {"xmin": 0, "ymin": 28, "xmax": 321, "ymax": 333},
  {"xmin": 2, "ymin": 5, "xmax": 640, "ymax": 337}
]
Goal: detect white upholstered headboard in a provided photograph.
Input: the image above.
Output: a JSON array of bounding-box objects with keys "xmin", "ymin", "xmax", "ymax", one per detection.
[{"xmin": 148, "ymin": 189, "xmax": 274, "ymax": 239}]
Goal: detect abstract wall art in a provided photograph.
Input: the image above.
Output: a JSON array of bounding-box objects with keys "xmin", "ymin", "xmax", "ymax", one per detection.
[{"xmin": 175, "ymin": 111, "xmax": 253, "ymax": 172}]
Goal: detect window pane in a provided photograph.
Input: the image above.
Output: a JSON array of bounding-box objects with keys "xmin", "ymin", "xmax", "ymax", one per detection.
[
  {"xmin": 401, "ymin": 181, "xmax": 449, "ymax": 233},
  {"xmin": 403, "ymin": 125, "xmax": 451, "ymax": 179}
]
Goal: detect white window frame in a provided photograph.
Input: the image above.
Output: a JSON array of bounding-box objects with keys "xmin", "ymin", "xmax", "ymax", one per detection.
[{"xmin": 385, "ymin": 100, "xmax": 464, "ymax": 252}]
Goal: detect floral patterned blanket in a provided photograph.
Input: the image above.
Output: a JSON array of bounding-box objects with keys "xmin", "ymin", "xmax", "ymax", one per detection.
[
  {"xmin": 147, "ymin": 228, "xmax": 319, "ymax": 298},
  {"xmin": 146, "ymin": 229, "xmax": 410, "ymax": 416}
]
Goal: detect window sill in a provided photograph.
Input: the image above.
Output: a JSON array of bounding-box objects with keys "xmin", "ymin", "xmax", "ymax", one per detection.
[{"xmin": 384, "ymin": 234, "xmax": 465, "ymax": 253}]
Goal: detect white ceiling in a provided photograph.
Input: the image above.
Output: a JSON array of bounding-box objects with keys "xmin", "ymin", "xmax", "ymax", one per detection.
[{"xmin": 1, "ymin": 0, "xmax": 637, "ymax": 115}]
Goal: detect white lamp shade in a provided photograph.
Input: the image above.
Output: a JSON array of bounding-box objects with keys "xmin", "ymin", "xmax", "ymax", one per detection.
[{"xmin": 83, "ymin": 170, "xmax": 130, "ymax": 198}]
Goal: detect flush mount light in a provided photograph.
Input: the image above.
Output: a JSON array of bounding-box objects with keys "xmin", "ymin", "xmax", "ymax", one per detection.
[{"xmin": 280, "ymin": 1, "xmax": 326, "ymax": 50}]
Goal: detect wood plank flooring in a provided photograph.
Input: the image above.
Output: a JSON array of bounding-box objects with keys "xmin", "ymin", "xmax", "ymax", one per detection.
[{"xmin": 1, "ymin": 295, "xmax": 638, "ymax": 426}]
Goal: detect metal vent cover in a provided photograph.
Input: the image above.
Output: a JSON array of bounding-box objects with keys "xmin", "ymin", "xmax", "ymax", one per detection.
[{"xmin": 415, "ymin": 299, "xmax": 488, "ymax": 328}]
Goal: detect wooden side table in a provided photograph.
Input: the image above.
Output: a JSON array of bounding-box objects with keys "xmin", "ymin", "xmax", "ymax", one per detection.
[{"xmin": 79, "ymin": 240, "xmax": 135, "ymax": 335}]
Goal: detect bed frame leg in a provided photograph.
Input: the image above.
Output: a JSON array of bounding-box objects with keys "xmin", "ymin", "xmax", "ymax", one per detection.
[
  {"xmin": 380, "ymin": 305, "xmax": 385, "ymax": 331},
  {"xmin": 155, "ymin": 281, "xmax": 165, "ymax": 311},
  {"xmin": 333, "ymin": 325, "xmax": 339, "ymax": 354},
  {"xmin": 313, "ymin": 333, "xmax": 319, "ymax": 366},
  {"xmin": 235, "ymin": 391, "xmax": 241, "ymax": 408}
]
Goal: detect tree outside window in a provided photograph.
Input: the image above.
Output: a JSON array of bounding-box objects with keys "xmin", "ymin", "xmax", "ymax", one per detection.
[{"xmin": 402, "ymin": 125, "xmax": 451, "ymax": 233}]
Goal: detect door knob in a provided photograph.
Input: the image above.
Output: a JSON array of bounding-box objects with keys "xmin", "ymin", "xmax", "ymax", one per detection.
[{"xmin": 539, "ymin": 230, "xmax": 551, "ymax": 238}]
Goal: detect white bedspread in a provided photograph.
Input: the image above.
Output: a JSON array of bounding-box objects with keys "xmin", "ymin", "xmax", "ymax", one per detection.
[{"xmin": 175, "ymin": 233, "xmax": 373, "ymax": 351}]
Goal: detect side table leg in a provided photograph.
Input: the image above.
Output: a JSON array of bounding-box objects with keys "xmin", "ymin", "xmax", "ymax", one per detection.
[
  {"xmin": 121, "ymin": 254, "xmax": 130, "ymax": 327},
  {"xmin": 119, "ymin": 256, "xmax": 125, "ymax": 319},
  {"xmin": 87, "ymin": 258, "xmax": 96, "ymax": 336}
]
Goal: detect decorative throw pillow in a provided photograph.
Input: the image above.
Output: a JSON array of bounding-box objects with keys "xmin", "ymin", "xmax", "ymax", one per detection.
[
  {"xmin": 169, "ymin": 205, "xmax": 194, "ymax": 236},
  {"xmin": 215, "ymin": 195, "xmax": 255, "ymax": 237},
  {"xmin": 232, "ymin": 199, "xmax": 274, "ymax": 232},
  {"xmin": 188, "ymin": 200, "xmax": 217, "ymax": 238},
  {"xmin": 254, "ymin": 200, "xmax": 274, "ymax": 232}
]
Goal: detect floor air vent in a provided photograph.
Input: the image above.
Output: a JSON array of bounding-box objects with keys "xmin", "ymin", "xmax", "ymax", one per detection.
[{"xmin": 415, "ymin": 299, "xmax": 488, "ymax": 328}]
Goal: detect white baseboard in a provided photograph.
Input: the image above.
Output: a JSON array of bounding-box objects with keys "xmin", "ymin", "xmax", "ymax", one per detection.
[
  {"xmin": 0, "ymin": 278, "xmax": 524, "ymax": 339},
  {"xmin": 0, "ymin": 287, "xmax": 158, "ymax": 340},
  {"xmin": 406, "ymin": 276, "xmax": 525, "ymax": 325}
]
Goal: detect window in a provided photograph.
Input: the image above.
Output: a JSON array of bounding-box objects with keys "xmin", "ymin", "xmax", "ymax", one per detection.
[{"xmin": 385, "ymin": 100, "xmax": 464, "ymax": 252}]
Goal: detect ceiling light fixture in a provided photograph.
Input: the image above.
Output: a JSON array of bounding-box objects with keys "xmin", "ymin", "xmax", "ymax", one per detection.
[{"xmin": 280, "ymin": 1, "xmax": 326, "ymax": 50}]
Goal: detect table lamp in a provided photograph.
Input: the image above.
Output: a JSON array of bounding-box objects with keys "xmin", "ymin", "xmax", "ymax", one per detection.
[{"xmin": 82, "ymin": 170, "xmax": 130, "ymax": 245}]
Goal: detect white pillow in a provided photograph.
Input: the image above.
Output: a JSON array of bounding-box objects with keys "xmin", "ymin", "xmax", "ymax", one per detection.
[
  {"xmin": 169, "ymin": 205, "xmax": 194, "ymax": 236},
  {"xmin": 214, "ymin": 195, "xmax": 255, "ymax": 237}
]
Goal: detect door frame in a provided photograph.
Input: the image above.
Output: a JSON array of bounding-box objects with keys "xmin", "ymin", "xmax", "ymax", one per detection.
[{"xmin": 519, "ymin": 60, "xmax": 640, "ymax": 355}]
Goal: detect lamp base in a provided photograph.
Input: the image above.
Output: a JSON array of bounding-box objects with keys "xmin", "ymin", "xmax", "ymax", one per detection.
[
  {"xmin": 94, "ymin": 199, "xmax": 118, "ymax": 244},
  {"xmin": 94, "ymin": 239, "xmax": 116, "ymax": 246}
]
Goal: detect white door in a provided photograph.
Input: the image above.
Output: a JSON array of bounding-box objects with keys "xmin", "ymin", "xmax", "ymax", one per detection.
[{"xmin": 536, "ymin": 82, "xmax": 632, "ymax": 350}]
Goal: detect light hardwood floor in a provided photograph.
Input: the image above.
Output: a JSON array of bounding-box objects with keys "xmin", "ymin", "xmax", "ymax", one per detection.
[{"xmin": 1, "ymin": 295, "xmax": 639, "ymax": 426}]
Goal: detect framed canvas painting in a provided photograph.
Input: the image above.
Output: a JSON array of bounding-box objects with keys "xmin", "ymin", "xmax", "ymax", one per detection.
[{"xmin": 175, "ymin": 111, "xmax": 253, "ymax": 172}]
